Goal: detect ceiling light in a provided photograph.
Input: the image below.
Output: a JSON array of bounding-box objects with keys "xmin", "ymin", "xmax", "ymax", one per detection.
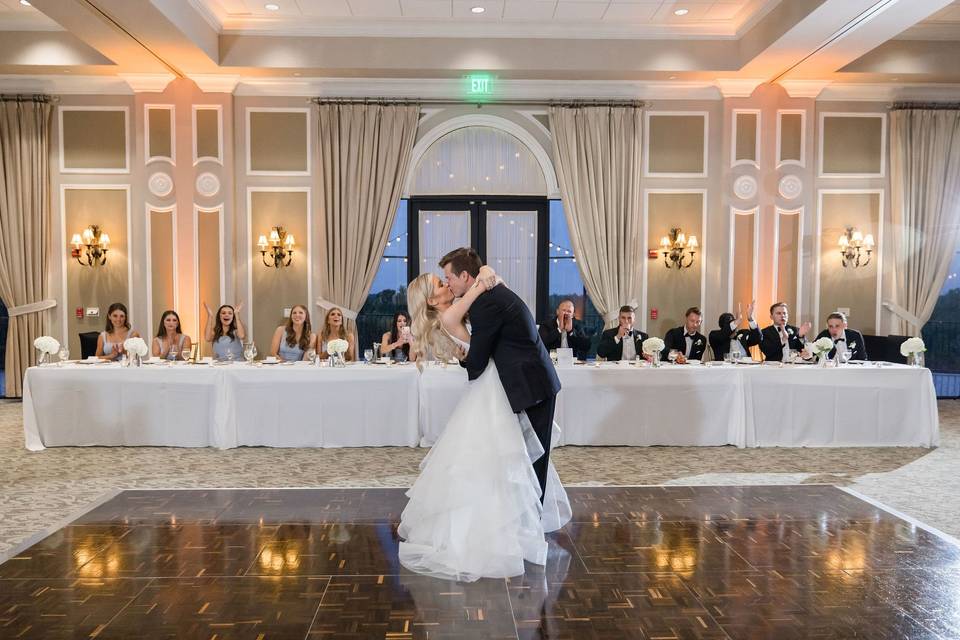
[
  {"xmin": 471, "ymin": 6, "xmax": 485, "ymax": 14},
  {"xmin": 20, "ymin": 0, "xmax": 31, "ymax": 5},
  {"xmin": 674, "ymin": 8, "xmax": 688, "ymax": 16},
  {"xmin": 264, "ymin": 3, "xmax": 279, "ymax": 10},
  {"xmin": 669, "ymin": 75, "xmax": 677, "ymax": 80}
]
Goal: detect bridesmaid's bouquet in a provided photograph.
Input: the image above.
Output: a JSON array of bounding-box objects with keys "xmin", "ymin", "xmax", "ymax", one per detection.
[
  {"xmin": 123, "ymin": 337, "xmax": 149, "ymax": 358},
  {"xmin": 34, "ymin": 336, "xmax": 60, "ymax": 355},
  {"xmin": 327, "ymin": 339, "xmax": 349, "ymax": 356}
]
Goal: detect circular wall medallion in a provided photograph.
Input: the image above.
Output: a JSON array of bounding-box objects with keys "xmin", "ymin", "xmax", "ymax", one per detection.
[
  {"xmin": 196, "ymin": 172, "xmax": 220, "ymax": 198},
  {"xmin": 148, "ymin": 172, "xmax": 173, "ymax": 198},
  {"xmin": 732, "ymin": 175, "xmax": 758, "ymax": 200},
  {"xmin": 778, "ymin": 174, "xmax": 803, "ymax": 200}
]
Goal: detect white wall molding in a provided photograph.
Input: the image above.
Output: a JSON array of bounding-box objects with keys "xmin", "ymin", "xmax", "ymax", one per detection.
[
  {"xmin": 190, "ymin": 74, "xmax": 241, "ymax": 94},
  {"xmin": 118, "ymin": 73, "xmax": 175, "ymax": 93},
  {"xmin": 778, "ymin": 79, "xmax": 831, "ymax": 99},
  {"xmin": 715, "ymin": 78, "xmax": 765, "ymax": 98}
]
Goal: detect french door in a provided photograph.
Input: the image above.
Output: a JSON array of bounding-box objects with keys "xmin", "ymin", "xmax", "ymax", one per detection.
[{"xmin": 408, "ymin": 196, "xmax": 550, "ymax": 321}]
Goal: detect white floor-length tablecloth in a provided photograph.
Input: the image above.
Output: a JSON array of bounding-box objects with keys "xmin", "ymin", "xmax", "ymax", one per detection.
[
  {"xmin": 221, "ymin": 363, "xmax": 419, "ymax": 448},
  {"xmin": 742, "ymin": 364, "xmax": 939, "ymax": 447},
  {"xmin": 23, "ymin": 364, "xmax": 225, "ymax": 449},
  {"xmin": 22, "ymin": 360, "xmax": 939, "ymax": 450}
]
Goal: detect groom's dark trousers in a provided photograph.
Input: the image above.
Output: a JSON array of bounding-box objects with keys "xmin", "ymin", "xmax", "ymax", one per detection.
[{"xmin": 461, "ymin": 283, "xmax": 561, "ymax": 502}]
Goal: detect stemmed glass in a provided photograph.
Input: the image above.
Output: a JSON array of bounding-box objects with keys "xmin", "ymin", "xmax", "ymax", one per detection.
[
  {"xmin": 243, "ymin": 342, "xmax": 257, "ymax": 364},
  {"xmin": 181, "ymin": 347, "xmax": 192, "ymax": 363},
  {"xmin": 364, "ymin": 349, "xmax": 373, "ymax": 364},
  {"xmin": 58, "ymin": 346, "xmax": 70, "ymax": 367},
  {"xmin": 667, "ymin": 349, "xmax": 680, "ymax": 365},
  {"xmin": 305, "ymin": 348, "xmax": 317, "ymax": 364}
]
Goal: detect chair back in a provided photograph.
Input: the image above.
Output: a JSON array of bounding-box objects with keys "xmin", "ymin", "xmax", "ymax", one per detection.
[{"xmin": 79, "ymin": 332, "xmax": 99, "ymax": 359}]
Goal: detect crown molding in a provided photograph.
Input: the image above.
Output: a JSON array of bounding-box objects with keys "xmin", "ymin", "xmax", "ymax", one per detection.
[
  {"xmin": 234, "ymin": 77, "xmax": 725, "ymax": 101},
  {"xmin": 0, "ymin": 74, "xmax": 133, "ymax": 95},
  {"xmin": 715, "ymin": 78, "xmax": 765, "ymax": 98},
  {"xmin": 778, "ymin": 79, "xmax": 832, "ymax": 99},
  {"xmin": 818, "ymin": 82, "xmax": 960, "ymax": 102},
  {"xmin": 118, "ymin": 73, "xmax": 175, "ymax": 93},
  {"xmin": 189, "ymin": 74, "xmax": 241, "ymax": 94}
]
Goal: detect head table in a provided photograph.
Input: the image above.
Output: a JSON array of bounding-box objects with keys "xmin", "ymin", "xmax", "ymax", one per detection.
[{"xmin": 22, "ymin": 360, "xmax": 938, "ymax": 451}]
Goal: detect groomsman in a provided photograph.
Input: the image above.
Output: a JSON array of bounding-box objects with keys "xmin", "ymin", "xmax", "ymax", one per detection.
[
  {"xmin": 539, "ymin": 299, "xmax": 592, "ymax": 360},
  {"xmin": 597, "ymin": 305, "xmax": 649, "ymax": 361},
  {"xmin": 708, "ymin": 301, "xmax": 762, "ymax": 360},
  {"xmin": 662, "ymin": 307, "xmax": 707, "ymax": 362},
  {"xmin": 759, "ymin": 302, "xmax": 811, "ymax": 362},
  {"xmin": 814, "ymin": 312, "xmax": 868, "ymax": 360}
]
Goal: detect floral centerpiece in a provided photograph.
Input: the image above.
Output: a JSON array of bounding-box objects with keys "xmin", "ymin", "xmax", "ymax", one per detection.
[
  {"xmin": 900, "ymin": 337, "xmax": 926, "ymax": 367},
  {"xmin": 810, "ymin": 336, "xmax": 834, "ymax": 366},
  {"xmin": 327, "ymin": 338, "xmax": 349, "ymax": 367},
  {"xmin": 34, "ymin": 336, "xmax": 60, "ymax": 365},
  {"xmin": 123, "ymin": 337, "xmax": 149, "ymax": 367},
  {"xmin": 642, "ymin": 336, "xmax": 665, "ymax": 367}
]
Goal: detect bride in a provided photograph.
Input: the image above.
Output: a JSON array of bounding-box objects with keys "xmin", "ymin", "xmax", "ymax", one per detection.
[{"xmin": 398, "ymin": 265, "xmax": 571, "ymax": 582}]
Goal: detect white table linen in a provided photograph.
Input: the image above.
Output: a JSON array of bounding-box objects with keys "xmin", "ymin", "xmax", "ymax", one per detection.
[{"xmin": 22, "ymin": 361, "xmax": 939, "ymax": 450}]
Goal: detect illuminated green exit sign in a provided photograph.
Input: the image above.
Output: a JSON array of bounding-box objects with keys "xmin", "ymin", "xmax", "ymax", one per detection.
[{"xmin": 465, "ymin": 74, "xmax": 494, "ymax": 99}]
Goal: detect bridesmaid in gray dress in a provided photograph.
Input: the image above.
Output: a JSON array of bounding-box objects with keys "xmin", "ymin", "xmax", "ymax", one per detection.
[
  {"xmin": 203, "ymin": 301, "xmax": 246, "ymax": 361},
  {"xmin": 270, "ymin": 304, "xmax": 316, "ymax": 361}
]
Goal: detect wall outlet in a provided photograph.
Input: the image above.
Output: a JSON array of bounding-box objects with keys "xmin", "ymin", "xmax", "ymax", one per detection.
[
  {"xmin": 85, "ymin": 307, "xmax": 100, "ymax": 318},
  {"xmin": 283, "ymin": 307, "xmax": 291, "ymax": 318}
]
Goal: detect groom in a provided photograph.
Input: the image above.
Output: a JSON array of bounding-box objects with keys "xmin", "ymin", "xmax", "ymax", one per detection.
[{"xmin": 439, "ymin": 247, "xmax": 561, "ymax": 502}]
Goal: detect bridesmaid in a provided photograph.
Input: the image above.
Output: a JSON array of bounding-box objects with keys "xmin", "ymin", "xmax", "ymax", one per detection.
[
  {"xmin": 152, "ymin": 310, "xmax": 192, "ymax": 360},
  {"xmin": 318, "ymin": 307, "xmax": 356, "ymax": 362},
  {"xmin": 203, "ymin": 301, "xmax": 246, "ymax": 361},
  {"xmin": 270, "ymin": 304, "xmax": 316, "ymax": 361},
  {"xmin": 379, "ymin": 311, "xmax": 415, "ymax": 362},
  {"xmin": 96, "ymin": 302, "xmax": 140, "ymax": 360}
]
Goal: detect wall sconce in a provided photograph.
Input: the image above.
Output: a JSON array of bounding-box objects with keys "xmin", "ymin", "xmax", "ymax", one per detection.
[
  {"xmin": 659, "ymin": 228, "xmax": 697, "ymax": 270},
  {"xmin": 258, "ymin": 226, "xmax": 295, "ymax": 268},
  {"xmin": 839, "ymin": 227, "xmax": 874, "ymax": 268},
  {"xmin": 70, "ymin": 225, "xmax": 110, "ymax": 266}
]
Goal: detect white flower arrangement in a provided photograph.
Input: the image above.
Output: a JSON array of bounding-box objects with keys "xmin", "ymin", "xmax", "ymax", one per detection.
[
  {"xmin": 641, "ymin": 336, "xmax": 665, "ymax": 356},
  {"xmin": 811, "ymin": 337, "xmax": 834, "ymax": 356},
  {"xmin": 123, "ymin": 337, "xmax": 149, "ymax": 357},
  {"xmin": 33, "ymin": 336, "xmax": 60, "ymax": 355},
  {"xmin": 900, "ymin": 336, "xmax": 926, "ymax": 357},
  {"xmin": 327, "ymin": 338, "xmax": 349, "ymax": 356}
]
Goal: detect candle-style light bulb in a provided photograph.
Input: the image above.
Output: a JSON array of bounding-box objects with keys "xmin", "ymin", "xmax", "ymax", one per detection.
[
  {"xmin": 660, "ymin": 236, "xmax": 670, "ymax": 249},
  {"xmin": 99, "ymin": 233, "xmax": 110, "ymax": 247},
  {"xmin": 676, "ymin": 232, "xmax": 686, "ymax": 246},
  {"xmin": 839, "ymin": 234, "xmax": 849, "ymax": 248},
  {"xmin": 284, "ymin": 234, "xmax": 295, "ymax": 248},
  {"xmin": 71, "ymin": 233, "xmax": 82, "ymax": 248},
  {"xmin": 82, "ymin": 227, "xmax": 94, "ymax": 243},
  {"xmin": 269, "ymin": 229, "xmax": 281, "ymax": 244},
  {"xmin": 257, "ymin": 235, "xmax": 268, "ymax": 250},
  {"xmin": 851, "ymin": 229, "xmax": 863, "ymax": 245},
  {"xmin": 687, "ymin": 235, "xmax": 699, "ymax": 249},
  {"xmin": 864, "ymin": 233, "xmax": 875, "ymax": 248}
]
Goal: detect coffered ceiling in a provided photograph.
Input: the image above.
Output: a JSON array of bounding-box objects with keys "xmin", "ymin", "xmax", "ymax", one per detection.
[{"xmin": 0, "ymin": 0, "xmax": 958, "ymax": 98}]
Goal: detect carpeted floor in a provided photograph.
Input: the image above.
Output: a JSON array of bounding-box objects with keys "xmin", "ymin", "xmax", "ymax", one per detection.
[{"xmin": 2, "ymin": 398, "xmax": 959, "ymax": 558}]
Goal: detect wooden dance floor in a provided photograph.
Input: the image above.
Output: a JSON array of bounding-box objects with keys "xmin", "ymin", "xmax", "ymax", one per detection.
[{"xmin": 1, "ymin": 486, "xmax": 959, "ymax": 638}]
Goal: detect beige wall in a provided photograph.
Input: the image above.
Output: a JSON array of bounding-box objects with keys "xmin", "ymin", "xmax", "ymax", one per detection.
[
  {"xmin": 41, "ymin": 83, "xmax": 898, "ymax": 370},
  {"xmin": 147, "ymin": 107, "xmax": 172, "ymax": 161},
  {"xmin": 63, "ymin": 188, "xmax": 129, "ymax": 356},
  {"xmin": 646, "ymin": 192, "xmax": 704, "ymax": 338},
  {"xmin": 732, "ymin": 211, "xmax": 756, "ymax": 313},
  {"xmin": 819, "ymin": 191, "xmax": 881, "ymax": 334},
  {"xmin": 249, "ymin": 190, "xmax": 310, "ymax": 350},
  {"xmin": 61, "ymin": 109, "xmax": 127, "ymax": 171},
  {"xmin": 149, "ymin": 208, "xmax": 175, "ymax": 327},
  {"xmin": 734, "ymin": 112, "xmax": 758, "ymax": 164},
  {"xmin": 821, "ymin": 115, "xmax": 884, "ymax": 176}
]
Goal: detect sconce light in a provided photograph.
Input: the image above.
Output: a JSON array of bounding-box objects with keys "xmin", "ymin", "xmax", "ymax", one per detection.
[
  {"xmin": 659, "ymin": 228, "xmax": 697, "ymax": 270},
  {"xmin": 258, "ymin": 226, "xmax": 295, "ymax": 268},
  {"xmin": 70, "ymin": 225, "xmax": 110, "ymax": 266},
  {"xmin": 838, "ymin": 227, "xmax": 874, "ymax": 268}
]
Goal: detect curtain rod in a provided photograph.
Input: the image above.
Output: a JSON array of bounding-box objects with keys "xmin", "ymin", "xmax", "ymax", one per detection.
[
  {"xmin": 311, "ymin": 97, "xmax": 647, "ymax": 108},
  {"xmin": 891, "ymin": 101, "xmax": 960, "ymax": 111},
  {"xmin": 0, "ymin": 94, "xmax": 54, "ymax": 103}
]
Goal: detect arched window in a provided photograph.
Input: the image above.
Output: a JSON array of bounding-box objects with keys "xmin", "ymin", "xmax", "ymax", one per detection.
[{"xmin": 410, "ymin": 126, "xmax": 547, "ymax": 196}]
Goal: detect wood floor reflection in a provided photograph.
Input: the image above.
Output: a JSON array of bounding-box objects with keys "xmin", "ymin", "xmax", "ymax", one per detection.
[{"xmin": 1, "ymin": 486, "xmax": 957, "ymax": 638}]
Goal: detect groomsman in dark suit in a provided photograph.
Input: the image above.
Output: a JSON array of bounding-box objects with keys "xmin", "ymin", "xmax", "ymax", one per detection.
[
  {"xmin": 815, "ymin": 312, "xmax": 868, "ymax": 360},
  {"xmin": 708, "ymin": 300, "xmax": 762, "ymax": 360},
  {"xmin": 597, "ymin": 305, "xmax": 649, "ymax": 361},
  {"xmin": 662, "ymin": 307, "xmax": 707, "ymax": 362},
  {"xmin": 539, "ymin": 299, "xmax": 592, "ymax": 360},
  {"xmin": 759, "ymin": 302, "xmax": 812, "ymax": 362}
]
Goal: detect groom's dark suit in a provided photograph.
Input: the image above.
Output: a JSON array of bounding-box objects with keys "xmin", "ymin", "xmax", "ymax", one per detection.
[{"xmin": 462, "ymin": 283, "xmax": 561, "ymax": 502}]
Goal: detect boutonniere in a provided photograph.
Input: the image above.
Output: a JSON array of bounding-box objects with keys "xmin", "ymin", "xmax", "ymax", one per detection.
[
  {"xmin": 787, "ymin": 328, "xmax": 794, "ymax": 336},
  {"xmin": 850, "ymin": 342, "xmax": 857, "ymax": 349},
  {"xmin": 695, "ymin": 338, "xmax": 703, "ymax": 346}
]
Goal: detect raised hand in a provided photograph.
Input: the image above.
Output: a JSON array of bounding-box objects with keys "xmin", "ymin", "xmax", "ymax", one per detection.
[
  {"xmin": 203, "ymin": 301, "xmax": 213, "ymax": 317},
  {"xmin": 799, "ymin": 321, "xmax": 812, "ymax": 337},
  {"xmin": 746, "ymin": 300, "xmax": 756, "ymax": 322},
  {"xmin": 235, "ymin": 301, "xmax": 245, "ymax": 314}
]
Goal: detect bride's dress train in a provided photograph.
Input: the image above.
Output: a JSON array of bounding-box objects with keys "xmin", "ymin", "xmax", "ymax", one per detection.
[{"xmin": 397, "ymin": 359, "xmax": 571, "ymax": 582}]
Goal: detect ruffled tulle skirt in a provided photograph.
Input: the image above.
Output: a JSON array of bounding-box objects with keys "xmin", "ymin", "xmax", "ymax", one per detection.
[{"xmin": 398, "ymin": 361, "xmax": 571, "ymax": 582}]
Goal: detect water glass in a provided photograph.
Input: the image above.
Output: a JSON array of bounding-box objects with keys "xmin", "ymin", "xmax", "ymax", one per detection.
[
  {"xmin": 306, "ymin": 348, "xmax": 317, "ymax": 364},
  {"xmin": 58, "ymin": 346, "xmax": 70, "ymax": 367},
  {"xmin": 668, "ymin": 349, "xmax": 680, "ymax": 364},
  {"xmin": 364, "ymin": 349, "xmax": 373, "ymax": 363},
  {"xmin": 243, "ymin": 343, "xmax": 257, "ymax": 364},
  {"xmin": 181, "ymin": 347, "xmax": 192, "ymax": 363}
]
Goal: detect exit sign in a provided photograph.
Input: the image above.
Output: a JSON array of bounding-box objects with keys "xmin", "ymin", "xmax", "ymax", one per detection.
[{"xmin": 465, "ymin": 74, "xmax": 494, "ymax": 99}]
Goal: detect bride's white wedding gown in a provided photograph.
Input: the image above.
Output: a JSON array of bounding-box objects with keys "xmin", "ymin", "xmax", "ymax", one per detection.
[{"xmin": 397, "ymin": 332, "xmax": 571, "ymax": 582}]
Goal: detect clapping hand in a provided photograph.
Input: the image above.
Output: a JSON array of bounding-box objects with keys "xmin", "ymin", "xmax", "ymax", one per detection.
[
  {"xmin": 799, "ymin": 321, "xmax": 812, "ymax": 337},
  {"xmin": 746, "ymin": 300, "xmax": 756, "ymax": 322}
]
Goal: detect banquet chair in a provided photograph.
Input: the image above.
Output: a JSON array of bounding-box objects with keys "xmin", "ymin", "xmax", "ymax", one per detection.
[{"xmin": 79, "ymin": 332, "xmax": 99, "ymax": 359}]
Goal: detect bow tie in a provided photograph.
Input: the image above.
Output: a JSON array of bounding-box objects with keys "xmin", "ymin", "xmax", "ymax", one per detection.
[{"xmin": 685, "ymin": 333, "xmax": 697, "ymax": 338}]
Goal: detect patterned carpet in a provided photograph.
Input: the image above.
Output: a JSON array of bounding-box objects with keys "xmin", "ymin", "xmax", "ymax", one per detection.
[{"xmin": 2, "ymin": 398, "xmax": 959, "ymax": 558}]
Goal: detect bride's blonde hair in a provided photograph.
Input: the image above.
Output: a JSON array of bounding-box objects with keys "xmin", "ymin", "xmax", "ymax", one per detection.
[{"xmin": 407, "ymin": 272, "xmax": 459, "ymax": 367}]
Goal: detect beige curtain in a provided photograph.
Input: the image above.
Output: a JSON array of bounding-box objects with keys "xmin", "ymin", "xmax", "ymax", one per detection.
[
  {"xmin": 0, "ymin": 97, "xmax": 53, "ymax": 398},
  {"xmin": 549, "ymin": 105, "xmax": 644, "ymax": 327},
  {"xmin": 889, "ymin": 108, "xmax": 960, "ymax": 334},
  {"xmin": 315, "ymin": 102, "xmax": 419, "ymax": 328}
]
